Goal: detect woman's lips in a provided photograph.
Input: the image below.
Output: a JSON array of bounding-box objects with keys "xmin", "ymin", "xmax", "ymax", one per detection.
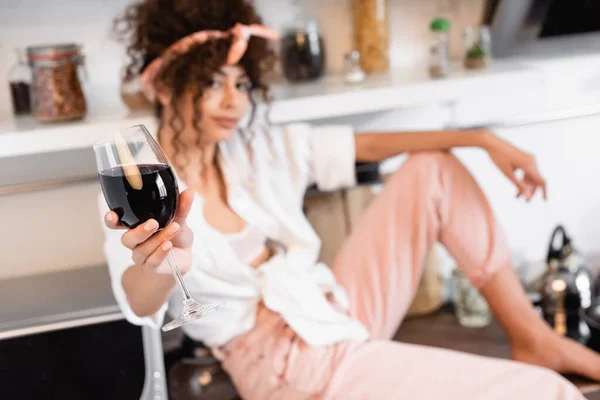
[{"xmin": 213, "ymin": 117, "xmax": 239, "ymax": 129}]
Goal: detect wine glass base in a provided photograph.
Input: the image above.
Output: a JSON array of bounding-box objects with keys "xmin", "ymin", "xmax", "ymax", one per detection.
[{"xmin": 161, "ymin": 300, "xmax": 220, "ymax": 332}]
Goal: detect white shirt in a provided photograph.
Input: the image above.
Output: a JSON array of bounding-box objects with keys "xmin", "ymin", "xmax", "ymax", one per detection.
[
  {"xmin": 225, "ymin": 224, "xmax": 268, "ymax": 265},
  {"xmin": 99, "ymin": 122, "xmax": 370, "ymax": 347}
]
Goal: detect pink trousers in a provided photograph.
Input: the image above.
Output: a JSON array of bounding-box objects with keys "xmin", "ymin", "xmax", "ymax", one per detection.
[{"xmin": 218, "ymin": 152, "xmax": 584, "ymax": 400}]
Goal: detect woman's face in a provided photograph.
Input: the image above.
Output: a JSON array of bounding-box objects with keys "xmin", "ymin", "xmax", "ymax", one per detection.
[{"xmin": 184, "ymin": 65, "xmax": 252, "ymax": 144}]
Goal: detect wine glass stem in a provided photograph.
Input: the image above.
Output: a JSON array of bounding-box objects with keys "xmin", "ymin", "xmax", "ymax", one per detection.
[{"xmin": 166, "ymin": 252, "xmax": 192, "ymax": 302}]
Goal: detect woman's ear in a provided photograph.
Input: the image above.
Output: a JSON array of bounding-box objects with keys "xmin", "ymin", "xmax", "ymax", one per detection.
[
  {"xmin": 141, "ymin": 58, "xmax": 173, "ymax": 105},
  {"xmin": 155, "ymin": 86, "xmax": 172, "ymax": 106}
]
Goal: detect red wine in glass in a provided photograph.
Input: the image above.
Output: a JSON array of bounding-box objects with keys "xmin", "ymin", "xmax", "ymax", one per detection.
[
  {"xmin": 99, "ymin": 164, "xmax": 178, "ymax": 230},
  {"xmin": 94, "ymin": 124, "xmax": 219, "ymax": 332}
]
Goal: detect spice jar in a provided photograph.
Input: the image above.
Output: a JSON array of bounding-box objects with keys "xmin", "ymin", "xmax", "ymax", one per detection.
[
  {"xmin": 281, "ymin": 13, "xmax": 326, "ymax": 82},
  {"xmin": 463, "ymin": 25, "xmax": 491, "ymax": 70},
  {"xmin": 27, "ymin": 43, "xmax": 87, "ymax": 122},
  {"xmin": 352, "ymin": 0, "xmax": 390, "ymax": 73},
  {"xmin": 8, "ymin": 49, "xmax": 32, "ymax": 116},
  {"xmin": 343, "ymin": 51, "xmax": 366, "ymax": 84},
  {"xmin": 429, "ymin": 18, "xmax": 451, "ymax": 78}
]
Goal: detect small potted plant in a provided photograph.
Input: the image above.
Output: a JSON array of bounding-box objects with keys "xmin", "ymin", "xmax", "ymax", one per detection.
[{"xmin": 463, "ymin": 25, "xmax": 491, "ymax": 70}]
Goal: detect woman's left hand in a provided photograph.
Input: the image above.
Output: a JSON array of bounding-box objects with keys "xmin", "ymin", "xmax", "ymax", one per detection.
[{"xmin": 484, "ymin": 132, "xmax": 547, "ymax": 201}]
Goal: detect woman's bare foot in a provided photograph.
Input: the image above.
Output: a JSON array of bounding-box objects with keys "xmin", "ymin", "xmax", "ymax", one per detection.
[{"xmin": 511, "ymin": 333, "xmax": 600, "ymax": 381}]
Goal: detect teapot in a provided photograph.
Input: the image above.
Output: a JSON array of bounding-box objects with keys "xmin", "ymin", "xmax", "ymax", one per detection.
[{"xmin": 540, "ymin": 225, "xmax": 595, "ymax": 343}]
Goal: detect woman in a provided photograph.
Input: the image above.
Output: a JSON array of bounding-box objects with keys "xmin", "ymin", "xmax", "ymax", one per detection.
[{"xmin": 101, "ymin": 1, "xmax": 600, "ymax": 398}]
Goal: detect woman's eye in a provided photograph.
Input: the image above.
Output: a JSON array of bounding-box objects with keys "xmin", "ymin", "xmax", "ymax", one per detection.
[
  {"xmin": 236, "ymin": 81, "xmax": 253, "ymax": 91},
  {"xmin": 209, "ymin": 79, "xmax": 224, "ymax": 89}
]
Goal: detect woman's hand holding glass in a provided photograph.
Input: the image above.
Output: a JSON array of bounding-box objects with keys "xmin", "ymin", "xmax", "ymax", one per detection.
[{"xmin": 104, "ymin": 189, "xmax": 195, "ymax": 276}]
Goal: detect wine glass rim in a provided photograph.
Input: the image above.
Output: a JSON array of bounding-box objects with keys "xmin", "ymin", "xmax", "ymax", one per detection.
[{"xmin": 92, "ymin": 124, "xmax": 151, "ymax": 149}]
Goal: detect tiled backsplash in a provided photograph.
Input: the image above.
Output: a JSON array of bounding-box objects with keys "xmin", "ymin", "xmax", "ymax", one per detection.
[{"xmin": 0, "ymin": 0, "xmax": 485, "ymax": 117}]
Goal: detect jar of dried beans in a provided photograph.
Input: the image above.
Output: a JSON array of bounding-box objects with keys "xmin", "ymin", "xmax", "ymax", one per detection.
[
  {"xmin": 352, "ymin": 0, "xmax": 390, "ymax": 73},
  {"xmin": 27, "ymin": 43, "xmax": 87, "ymax": 122}
]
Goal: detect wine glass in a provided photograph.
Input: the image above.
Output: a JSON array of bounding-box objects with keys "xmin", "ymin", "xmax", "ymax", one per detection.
[{"xmin": 93, "ymin": 124, "xmax": 219, "ymax": 332}]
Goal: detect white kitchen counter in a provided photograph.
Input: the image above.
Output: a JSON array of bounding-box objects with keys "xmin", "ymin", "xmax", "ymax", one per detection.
[
  {"xmin": 0, "ymin": 109, "xmax": 157, "ymax": 159},
  {"xmin": 0, "ymin": 60, "xmax": 543, "ymax": 160}
]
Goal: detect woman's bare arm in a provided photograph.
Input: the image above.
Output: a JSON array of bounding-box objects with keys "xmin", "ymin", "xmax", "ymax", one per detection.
[{"xmin": 354, "ymin": 128, "xmax": 491, "ymax": 162}]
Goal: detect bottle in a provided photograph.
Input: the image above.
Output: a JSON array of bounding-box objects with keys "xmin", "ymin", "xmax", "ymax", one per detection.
[
  {"xmin": 8, "ymin": 49, "xmax": 32, "ymax": 115},
  {"xmin": 429, "ymin": 17, "xmax": 451, "ymax": 78}
]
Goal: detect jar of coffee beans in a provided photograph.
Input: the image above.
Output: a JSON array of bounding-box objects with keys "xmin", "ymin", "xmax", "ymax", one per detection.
[
  {"xmin": 27, "ymin": 43, "xmax": 87, "ymax": 122},
  {"xmin": 281, "ymin": 12, "xmax": 326, "ymax": 82}
]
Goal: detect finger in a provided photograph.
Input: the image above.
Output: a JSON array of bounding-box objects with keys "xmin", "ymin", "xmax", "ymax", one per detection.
[
  {"xmin": 524, "ymin": 174, "xmax": 547, "ymax": 201},
  {"xmin": 121, "ymin": 219, "xmax": 159, "ymax": 250},
  {"xmin": 506, "ymin": 170, "xmax": 527, "ymax": 196},
  {"xmin": 173, "ymin": 189, "xmax": 194, "ymax": 224},
  {"xmin": 104, "ymin": 211, "xmax": 127, "ymax": 230},
  {"xmin": 523, "ymin": 165, "xmax": 547, "ymax": 198},
  {"xmin": 170, "ymin": 224, "xmax": 193, "ymax": 249},
  {"xmin": 524, "ymin": 185, "xmax": 535, "ymax": 201},
  {"xmin": 131, "ymin": 222, "xmax": 181, "ymax": 264},
  {"xmin": 542, "ymin": 180, "xmax": 548, "ymax": 201},
  {"xmin": 531, "ymin": 175, "xmax": 547, "ymax": 201},
  {"xmin": 143, "ymin": 241, "xmax": 172, "ymax": 271}
]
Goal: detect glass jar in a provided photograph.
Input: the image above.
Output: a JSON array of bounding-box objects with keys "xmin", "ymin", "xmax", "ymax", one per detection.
[
  {"xmin": 281, "ymin": 13, "xmax": 326, "ymax": 83},
  {"xmin": 429, "ymin": 18, "xmax": 451, "ymax": 78},
  {"xmin": 451, "ymin": 269, "xmax": 492, "ymax": 328},
  {"xmin": 463, "ymin": 25, "xmax": 491, "ymax": 70},
  {"xmin": 352, "ymin": 0, "xmax": 390, "ymax": 73},
  {"xmin": 27, "ymin": 43, "xmax": 87, "ymax": 122},
  {"xmin": 343, "ymin": 51, "xmax": 366, "ymax": 84},
  {"xmin": 8, "ymin": 49, "xmax": 32, "ymax": 116}
]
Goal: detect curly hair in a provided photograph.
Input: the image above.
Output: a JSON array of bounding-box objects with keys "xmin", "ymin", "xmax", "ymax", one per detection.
[{"xmin": 113, "ymin": 0, "xmax": 276, "ymax": 171}]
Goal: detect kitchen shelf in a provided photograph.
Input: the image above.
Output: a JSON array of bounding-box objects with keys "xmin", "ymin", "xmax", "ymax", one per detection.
[
  {"xmin": 0, "ymin": 60, "xmax": 541, "ymax": 159},
  {"xmin": 0, "ymin": 265, "xmax": 123, "ymax": 341}
]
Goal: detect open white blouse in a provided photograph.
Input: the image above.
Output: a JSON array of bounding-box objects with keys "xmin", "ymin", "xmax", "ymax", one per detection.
[{"xmin": 99, "ymin": 122, "xmax": 370, "ymax": 347}]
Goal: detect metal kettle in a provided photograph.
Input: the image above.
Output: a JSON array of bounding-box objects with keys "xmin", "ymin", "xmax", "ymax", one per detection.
[{"xmin": 540, "ymin": 225, "xmax": 594, "ymax": 342}]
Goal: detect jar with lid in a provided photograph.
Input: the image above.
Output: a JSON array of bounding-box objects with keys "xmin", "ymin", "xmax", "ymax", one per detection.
[
  {"xmin": 463, "ymin": 25, "xmax": 491, "ymax": 70},
  {"xmin": 352, "ymin": 0, "xmax": 390, "ymax": 73},
  {"xmin": 8, "ymin": 49, "xmax": 32, "ymax": 116},
  {"xmin": 27, "ymin": 43, "xmax": 87, "ymax": 122},
  {"xmin": 429, "ymin": 17, "xmax": 451, "ymax": 78},
  {"xmin": 281, "ymin": 2, "xmax": 326, "ymax": 83}
]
